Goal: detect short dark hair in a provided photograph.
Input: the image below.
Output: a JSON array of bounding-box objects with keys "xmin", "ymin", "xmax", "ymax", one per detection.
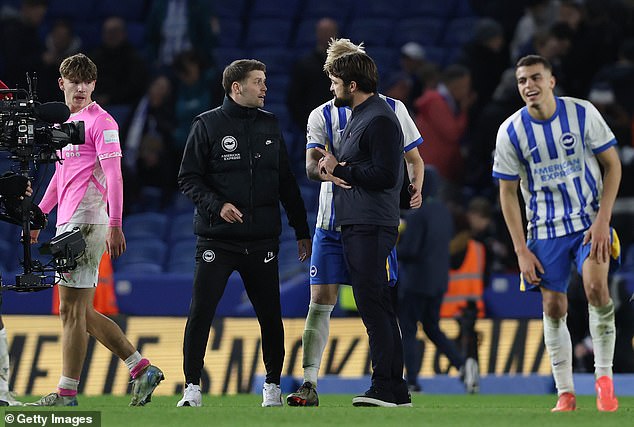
[
  {"xmin": 441, "ymin": 64, "xmax": 470, "ymax": 84},
  {"xmin": 324, "ymin": 52, "xmax": 378, "ymax": 94},
  {"xmin": 59, "ymin": 53, "xmax": 97, "ymax": 81},
  {"xmin": 222, "ymin": 59, "xmax": 266, "ymax": 95},
  {"xmin": 516, "ymin": 54, "xmax": 553, "ymax": 72}
]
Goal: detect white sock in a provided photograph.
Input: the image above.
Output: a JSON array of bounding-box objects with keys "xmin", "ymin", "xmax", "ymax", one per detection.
[
  {"xmin": 57, "ymin": 375, "xmax": 79, "ymax": 392},
  {"xmin": 588, "ymin": 300, "xmax": 615, "ymax": 379},
  {"xmin": 543, "ymin": 313, "xmax": 575, "ymax": 395},
  {"xmin": 124, "ymin": 351, "xmax": 143, "ymax": 372},
  {"xmin": 0, "ymin": 328, "xmax": 9, "ymax": 392},
  {"xmin": 302, "ymin": 303, "xmax": 334, "ymax": 385}
]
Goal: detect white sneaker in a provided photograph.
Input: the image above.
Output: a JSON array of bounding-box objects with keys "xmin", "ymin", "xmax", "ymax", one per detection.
[
  {"xmin": 262, "ymin": 382, "xmax": 282, "ymax": 407},
  {"xmin": 462, "ymin": 358, "xmax": 480, "ymax": 394},
  {"xmin": 0, "ymin": 390, "xmax": 22, "ymax": 406},
  {"xmin": 176, "ymin": 383, "xmax": 202, "ymax": 407}
]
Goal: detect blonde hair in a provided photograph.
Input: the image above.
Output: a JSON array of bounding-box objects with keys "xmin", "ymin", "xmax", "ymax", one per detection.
[{"xmin": 323, "ymin": 38, "xmax": 366, "ymax": 73}]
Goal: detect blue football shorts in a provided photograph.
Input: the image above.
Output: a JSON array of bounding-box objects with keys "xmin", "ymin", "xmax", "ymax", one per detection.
[
  {"xmin": 520, "ymin": 227, "xmax": 621, "ymax": 293},
  {"xmin": 309, "ymin": 227, "xmax": 398, "ymax": 286}
]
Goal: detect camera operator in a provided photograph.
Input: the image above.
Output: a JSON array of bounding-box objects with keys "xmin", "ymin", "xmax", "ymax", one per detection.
[
  {"xmin": 0, "ymin": 80, "xmax": 33, "ymax": 406},
  {"xmin": 0, "ymin": 176, "xmax": 31, "ymax": 406}
]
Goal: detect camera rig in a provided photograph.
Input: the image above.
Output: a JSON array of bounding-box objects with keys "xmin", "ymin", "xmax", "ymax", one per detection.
[{"xmin": 0, "ymin": 74, "xmax": 86, "ymax": 292}]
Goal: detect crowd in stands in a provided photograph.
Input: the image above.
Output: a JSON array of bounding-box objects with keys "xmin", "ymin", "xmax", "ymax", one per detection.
[{"xmin": 0, "ymin": 0, "xmax": 633, "ymax": 287}]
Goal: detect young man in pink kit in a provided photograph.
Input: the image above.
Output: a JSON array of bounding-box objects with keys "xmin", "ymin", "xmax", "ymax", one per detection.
[{"xmin": 27, "ymin": 53, "xmax": 163, "ymax": 406}]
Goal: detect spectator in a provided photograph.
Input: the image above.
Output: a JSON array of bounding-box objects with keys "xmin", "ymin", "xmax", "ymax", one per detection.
[
  {"xmin": 287, "ymin": 17, "xmax": 339, "ymax": 132},
  {"xmin": 510, "ymin": 0, "xmax": 557, "ymax": 62},
  {"xmin": 0, "ymin": 0, "xmax": 46, "ymax": 88},
  {"xmin": 414, "ymin": 65, "xmax": 476, "ymax": 186},
  {"xmin": 145, "ymin": 0, "xmax": 217, "ymax": 70},
  {"xmin": 397, "ymin": 167, "xmax": 478, "ymax": 394},
  {"xmin": 458, "ymin": 18, "xmax": 509, "ymax": 122},
  {"xmin": 91, "ymin": 16, "xmax": 148, "ymax": 107},
  {"xmin": 38, "ymin": 19, "xmax": 82, "ymax": 101},
  {"xmin": 399, "ymin": 42, "xmax": 438, "ymax": 112}
]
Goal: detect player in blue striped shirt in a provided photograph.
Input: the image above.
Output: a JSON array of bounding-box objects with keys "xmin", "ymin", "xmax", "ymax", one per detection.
[{"xmin": 493, "ymin": 55, "xmax": 622, "ymax": 412}]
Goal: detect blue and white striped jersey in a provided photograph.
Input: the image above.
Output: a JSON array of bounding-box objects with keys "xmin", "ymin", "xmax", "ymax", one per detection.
[
  {"xmin": 493, "ymin": 96, "xmax": 617, "ymax": 240},
  {"xmin": 306, "ymin": 95, "xmax": 423, "ymax": 231}
]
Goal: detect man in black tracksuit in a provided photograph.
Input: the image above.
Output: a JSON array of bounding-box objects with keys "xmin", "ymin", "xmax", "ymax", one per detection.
[
  {"xmin": 177, "ymin": 59, "xmax": 312, "ymax": 408},
  {"xmin": 318, "ymin": 51, "xmax": 407, "ymax": 407}
]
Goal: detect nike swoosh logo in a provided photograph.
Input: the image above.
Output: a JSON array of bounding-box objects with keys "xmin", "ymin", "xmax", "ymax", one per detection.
[
  {"xmin": 264, "ymin": 255, "xmax": 276, "ymax": 263},
  {"xmin": 265, "ymin": 140, "xmax": 273, "ymax": 145}
]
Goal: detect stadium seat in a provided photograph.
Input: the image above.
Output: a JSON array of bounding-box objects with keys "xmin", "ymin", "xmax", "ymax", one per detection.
[
  {"xmin": 391, "ymin": 17, "xmax": 445, "ymax": 48},
  {"xmin": 261, "ymin": 75, "xmax": 289, "ymax": 104},
  {"xmin": 118, "ymin": 238, "xmax": 168, "ymax": 266},
  {"xmin": 73, "ymin": 21, "xmax": 101, "ymax": 52},
  {"xmin": 106, "ymin": 104, "xmax": 133, "ymax": 128},
  {"xmin": 215, "ymin": 0, "xmax": 248, "ymax": 19},
  {"xmin": 213, "ymin": 47, "xmax": 247, "ymax": 69},
  {"xmin": 167, "ymin": 213, "xmax": 194, "ymax": 244},
  {"xmin": 404, "ymin": 0, "xmax": 456, "ymax": 18},
  {"xmin": 166, "ymin": 239, "xmax": 196, "ymax": 269},
  {"xmin": 244, "ymin": 19, "xmax": 293, "ymax": 48},
  {"xmin": 442, "ymin": 17, "xmax": 479, "ymax": 47},
  {"xmin": 249, "ymin": 0, "xmax": 301, "ymax": 19},
  {"xmin": 249, "ymin": 47, "xmax": 293, "ymax": 76},
  {"xmin": 46, "ymin": 0, "xmax": 96, "ymax": 20},
  {"xmin": 126, "ymin": 21, "xmax": 146, "ymax": 50},
  {"xmin": 217, "ymin": 19, "xmax": 244, "ymax": 48},
  {"xmin": 264, "ymin": 103, "xmax": 291, "ymax": 131},
  {"xmin": 623, "ymin": 244, "xmax": 634, "ymax": 272},
  {"xmin": 122, "ymin": 212, "xmax": 168, "ymax": 240},
  {"xmin": 453, "ymin": 0, "xmax": 476, "ymax": 17},
  {"xmin": 95, "ymin": 0, "xmax": 146, "ymax": 20},
  {"xmin": 166, "ymin": 260, "xmax": 195, "ymax": 273},
  {"xmin": 292, "ymin": 18, "xmax": 319, "ymax": 49},
  {"xmin": 351, "ymin": 0, "xmax": 405, "ymax": 19},
  {"xmin": 347, "ymin": 18, "xmax": 395, "ymax": 47},
  {"xmin": 364, "ymin": 46, "xmax": 398, "ymax": 76},
  {"xmin": 0, "ymin": 239, "xmax": 19, "ymax": 271},
  {"xmin": 116, "ymin": 262, "xmax": 163, "ymax": 274},
  {"xmin": 301, "ymin": 0, "xmax": 353, "ymax": 20}
]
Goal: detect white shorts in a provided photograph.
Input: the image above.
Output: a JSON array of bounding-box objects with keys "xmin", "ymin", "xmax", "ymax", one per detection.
[{"xmin": 56, "ymin": 223, "xmax": 107, "ymax": 289}]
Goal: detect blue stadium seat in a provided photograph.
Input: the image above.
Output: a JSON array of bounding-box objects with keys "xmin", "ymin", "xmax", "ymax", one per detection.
[
  {"xmin": 262, "ymin": 75, "xmax": 289, "ymax": 104},
  {"xmin": 442, "ymin": 17, "xmax": 479, "ymax": 47},
  {"xmin": 122, "ymin": 212, "xmax": 168, "ymax": 240},
  {"xmin": 245, "ymin": 19, "xmax": 293, "ymax": 48},
  {"xmin": 167, "ymin": 213, "xmax": 194, "ymax": 244},
  {"xmin": 116, "ymin": 262, "xmax": 163, "ymax": 274},
  {"xmin": 250, "ymin": 0, "xmax": 301, "ymax": 19},
  {"xmin": 364, "ymin": 46, "xmax": 398, "ymax": 75},
  {"xmin": 166, "ymin": 260, "xmax": 195, "ymax": 273},
  {"xmin": 217, "ymin": 19, "xmax": 244, "ymax": 48},
  {"xmin": 213, "ymin": 47, "xmax": 247, "ymax": 69},
  {"xmin": 453, "ymin": 0, "xmax": 476, "ymax": 17},
  {"xmin": 47, "ymin": 0, "xmax": 96, "ymax": 20},
  {"xmin": 0, "ymin": 239, "xmax": 19, "ymax": 271},
  {"xmin": 301, "ymin": 0, "xmax": 353, "ymax": 20},
  {"xmin": 74, "ymin": 21, "xmax": 101, "ymax": 51},
  {"xmin": 351, "ymin": 0, "xmax": 406, "ymax": 19},
  {"xmin": 391, "ymin": 17, "xmax": 445, "ymax": 48},
  {"xmin": 404, "ymin": 0, "xmax": 456, "ymax": 18},
  {"xmin": 96, "ymin": 0, "xmax": 146, "ymax": 20},
  {"xmin": 347, "ymin": 18, "xmax": 395, "ymax": 47},
  {"xmin": 107, "ymin": 104, "xmax": 133, "ymax": 128},
  {"xmin": 167, "ymin": 239, "xmax": 196, "ymax": 267},
  {"xmin": 292, "ymin": 18, "xmax": 319, "ymax": 49},
  {"xmin": 264, "ymin": 103, "xmax": 291, "ymax": 131},
  {"xmin": 126, "ymin": 21, "xmax": 146, "ymax": 50},
  {"xmin": 249, "ymin": 47, "xmax": 293, "ymax": 76},
  {"xmin": 215, "ymin": 0, "xmax": 248, "ymax": 19},
  {"xmin": 118, "ymin": 238, "xmax": 168, "ymax": 266}
]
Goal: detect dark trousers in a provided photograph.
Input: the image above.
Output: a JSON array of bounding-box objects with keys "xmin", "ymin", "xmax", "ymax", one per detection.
[
  {"xmin": 183, "ymin": 241, "xmax": 284, "ymax": 385},
  {"xmin": 397, "ymin": 291, "xmax": 465, "ymax": 385},
  {"xmin": 341, "ymin": 224, "xmax": 404, "ymax": 393}
]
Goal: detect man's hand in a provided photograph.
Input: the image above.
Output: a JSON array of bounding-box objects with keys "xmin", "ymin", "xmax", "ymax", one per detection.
[
  {"xmin": 517, "ymin": 246, "xmax": 544, "ymax": 285},
  {"xmin": 106, "ymin": 226, "xmax": 126, "ymax": 259},
  {"xmin": 220, "ymin": 202, "xmax": 244, "ymax": 223},
  {"xmin": 297, "ymin": 238, "xmax": 312, "ymax": 262},
  {"xmin": 315, "ymin": 147, "xmax": 350, "ymax": 189},
  {"xmin": 24, "ymin": 180, "xmax": 32, "ymax": 198},
  {"xmin": 408, "ymin": 184, "xmax": 422, "ymax": 208},
  {"xmin": 583, "ymin": 219, "xmax": 611, "ymax": 264},
  {"xmin": 29, "ymin": 229, "xmax": 40, "ymax": 244}
]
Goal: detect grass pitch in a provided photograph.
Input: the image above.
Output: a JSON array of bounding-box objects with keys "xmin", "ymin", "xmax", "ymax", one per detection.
[{"xmin": 7, "ymin": 394, "xmax": 633, "ymax": 427}]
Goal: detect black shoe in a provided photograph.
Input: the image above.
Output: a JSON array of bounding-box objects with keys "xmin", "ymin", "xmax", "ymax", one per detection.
[
  {"xmin": 394, "ymin": 381, "xmax": 413, "ymax": 407},
  {"xmin": 407, "ymin": 383, "xmax": 422, "ymax": 393},
  {"xmin": 352, "ymin": 386, "xmax": 396, "ymax": 407}
]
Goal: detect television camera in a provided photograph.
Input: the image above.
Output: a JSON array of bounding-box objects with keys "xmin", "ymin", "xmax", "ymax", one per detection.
[{"xmin": 0, "ymin": 75, "xmax": 86, "ymax": 292}]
